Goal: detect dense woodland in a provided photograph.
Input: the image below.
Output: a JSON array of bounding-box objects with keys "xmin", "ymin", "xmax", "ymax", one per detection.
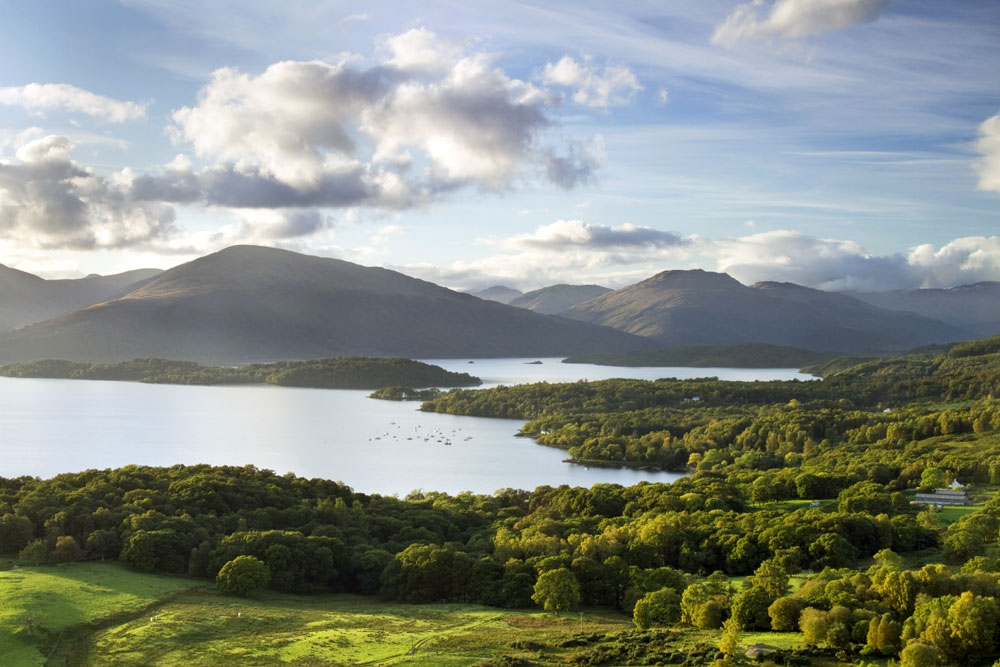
[
  {"xmin": 0, "ymin": 356, "xmax": 481, "ymax": 390},
  {"xmin": 3, "ymin": 338, "xmax": 1000, "ymax": 664}
]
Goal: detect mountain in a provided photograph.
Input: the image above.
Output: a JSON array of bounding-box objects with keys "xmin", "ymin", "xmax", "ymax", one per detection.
[
  {"xmin": 847, "ymin": 282, "xmax": 1000, "ymax": 338},
  {"xmin": 0, "ymin": 246, "xmax": 649, "ymax": 364},
  {"xmin": 470, "ymin": 285, "xmax": 523, "ymax": 304},
  {"xmin": 0, "ymin": 265, "xmax": 162, "ymax": 332},
  {"xmin": 561, "ymin": 269, "xmax": 965, "ymax": 352},
  {"xmin": 509, "ymin": 284, "xmax": 612, "ymax": 315}
]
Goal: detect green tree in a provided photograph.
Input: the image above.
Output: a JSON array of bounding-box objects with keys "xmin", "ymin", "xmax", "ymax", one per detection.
[
  {"xmin": 694, "ymin": 600, "xmax": 724, "ymax": 630},
  {"xmin": 49, "ymin": 535, "xmax": 81, "ymax": 563},
  {"xmin": 747, "ymin": 559, "xmax": 789, "ymax": 598},
  {"xmin": 531, "ymin": 567, "xmax": 580, "ymax": 614},
  {"xmin": 216, "ymin": 555, "xmax": 270, "ymax": 596},
  {"xmin": 799, "ymin": 607, "xmax": 829, "ymax": 646},
  {"xmin": 18, "ymin": 539, "xmax": 48, "ymax": 565},
  {"xmin": 899, "ymin": 641, "xmax": 941, "ymax": 667},
  {"xmin": 719, "ymin": 617, "xmax": 742, "ymax": 657},
  {"xmin": 731, "ymin": 586, "xmax": 772, "ymax": 630},
  {"xmin": 769, "ymin": 596, "xmax": 806, "ymax": 632}
]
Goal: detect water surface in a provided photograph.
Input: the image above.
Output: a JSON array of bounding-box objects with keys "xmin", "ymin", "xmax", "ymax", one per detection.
[{"xmin": 0, "ymin": 359, "xmax": 813, "ymax": 495}]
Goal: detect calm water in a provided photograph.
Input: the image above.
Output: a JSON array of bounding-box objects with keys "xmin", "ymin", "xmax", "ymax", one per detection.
[{"xmin": 0, "ymin": 359, "xmax": 813, "ymax": 495}]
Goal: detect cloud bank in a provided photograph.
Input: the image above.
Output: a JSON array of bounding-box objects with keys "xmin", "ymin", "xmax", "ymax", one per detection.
[
  {"xmin": 405, "ymin": 223, "xmax": 1000, "ymax": 293},
  {"xmin": 713, "ymin": 0, "xmax": 890, "ymax": 46},
  {"xmin": 0, "ymin": 135, "xmax": 175, "ymax": 249}
]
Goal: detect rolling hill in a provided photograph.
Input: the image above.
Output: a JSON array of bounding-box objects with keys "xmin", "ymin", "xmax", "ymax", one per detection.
[
  {"xmin": 0, "ymin": 264, "xmax": 161, "ymax": 332},
  {"xmin": 0, "ymin": 246, "xmax": 648, "ymax": 363},
  {"xmin": 561, "ymin": 269, "xmax": 965, "ymax": 352}
]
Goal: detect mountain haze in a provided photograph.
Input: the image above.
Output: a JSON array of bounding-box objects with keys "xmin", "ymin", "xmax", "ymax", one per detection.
[
  {"xmin": 470, "ymin": 285, "xmax": 522, "ymax": 304},
  {"xmin": 0, "ymin": 265, "xmax": 162, "ymax": 332},
  {"xmin": 509, "ymin": 284, "xmax": 612, "ymax": 315},
  {"xmin": 848, "ymin": 282, "xmax": 1000, "ymax": 338},
  {"xmin": 562, "ymin": 269, "xmax": 964, "ymax": 352},
  {"xmin": 0, "ymin": 246, "xmax": 647, "ymax": 364}
]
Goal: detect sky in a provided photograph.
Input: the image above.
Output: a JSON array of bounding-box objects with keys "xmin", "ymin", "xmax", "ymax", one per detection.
[{"xmin": 0, "ymin": 0, "xmax": 997, "ymax": 292}]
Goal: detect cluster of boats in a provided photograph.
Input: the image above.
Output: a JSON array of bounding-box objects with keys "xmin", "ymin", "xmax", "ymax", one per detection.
[{"xmin": 369, "ymin": 421, "xmax": 474, "ymax": 446}]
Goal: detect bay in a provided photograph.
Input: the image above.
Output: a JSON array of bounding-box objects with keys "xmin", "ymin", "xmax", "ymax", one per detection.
[{"xmin": 0, "ymin": 359, "xmax": 813, "ymax": 495}]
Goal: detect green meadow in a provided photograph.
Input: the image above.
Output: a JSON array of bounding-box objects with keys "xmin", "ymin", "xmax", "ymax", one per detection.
[{"xmin": 0, "ymin": 561, "xmax": 195, "ymax": 666}]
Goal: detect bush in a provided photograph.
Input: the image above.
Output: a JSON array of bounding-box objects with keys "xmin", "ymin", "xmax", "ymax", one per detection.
[{"xmin": 216, "ymin": 555, "xmax": 270, "ymax": 596}]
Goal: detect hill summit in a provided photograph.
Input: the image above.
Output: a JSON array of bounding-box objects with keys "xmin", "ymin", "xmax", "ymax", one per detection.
[{"xmin": 0, "ymin": 245, "xmax": 647, "ymax": 364}]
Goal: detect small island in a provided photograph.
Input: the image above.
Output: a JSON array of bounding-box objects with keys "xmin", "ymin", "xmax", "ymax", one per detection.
[{"xmin": 0, "ymin": 357, "xmax": 482, "ymax": 391}]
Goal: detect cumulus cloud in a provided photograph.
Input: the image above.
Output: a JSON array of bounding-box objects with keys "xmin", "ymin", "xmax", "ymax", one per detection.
[
  {"xmin": 539, "ymin": 55, "xmax": 642, "ymax": 108},
  {"xmin": 974, "ymin": 111, "xmax": 1000, "ymax": 192},
  {"xmin": 712, "ymin": 0, "xmax": 890, "ymax": 46},
  {"xmin": 167, "ymin": 29, "xmax": 598, "ymax": 198},
  {"xmin": 0, "ymin": 83, "xmax": 147, "ymax": 122},
  {"xmin": 0, "ymin": 135, "xmax": 175, "ymax": 249},
  {"xmin": 713, "ymin": 230, "xmax": 1000, "ymax": 291}
]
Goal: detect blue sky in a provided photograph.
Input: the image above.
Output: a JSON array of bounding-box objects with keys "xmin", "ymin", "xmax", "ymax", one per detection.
[{"xmin": 0, "ymin": 0, "xmax": 997, "ymax": 291}]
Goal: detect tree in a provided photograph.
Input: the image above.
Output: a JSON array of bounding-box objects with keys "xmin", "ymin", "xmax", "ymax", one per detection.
[
  {"xmin": 719, "ymin": 617, "xmax": 742, "ymax": 657},
  {"xmin": 769, "ymin": 596, "xmax": 806, "ymax": 632},
  {"xmin": 49, "ymin": 535, "xmax": 81, "ymax": 563},
  {"xmin": 731, "ymin": 586, "xmax": 771, "ymax": 630},
  {"xmin": 694, "ymin": 600, "xmax": 724, "ymax": 630},
  {"xmin": 217, "ymin": 555, "xmax": 270, "ymax": 596},
  {"xmin": 18, "ymin": 539, "xmax": 48, "ymax": 565},
  {"xmin": 799, "ymin": 607, "xmax": 829, "ymax": 646},
  {"xmin": 747, "ymin": 559, "xmax": 789, "ymax": 599},
  {"xmin": 899, "ymin": 641, "xmax": 941, "ymax": 667},
  {"xmin": 634, "ymin": 587, "xmax": 681, "ymax": 628},
  {"xmin": 531, "ymin": 567, "xmax": 580, "ymax": 614}
]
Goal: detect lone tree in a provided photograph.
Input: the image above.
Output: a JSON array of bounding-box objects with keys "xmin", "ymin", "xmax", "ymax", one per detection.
[
  {"xmin": 216, "ymin": 555, "xmax": 270, "ymax": 597},
  {"xmin": 531, "ymin": 567, "xmax": 581, "ymax": 614}
]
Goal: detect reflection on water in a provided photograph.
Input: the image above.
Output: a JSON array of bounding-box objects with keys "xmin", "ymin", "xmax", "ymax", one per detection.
[{"xmin": 0, "ymin": 359, "xmax": 813, "ymax": 495}]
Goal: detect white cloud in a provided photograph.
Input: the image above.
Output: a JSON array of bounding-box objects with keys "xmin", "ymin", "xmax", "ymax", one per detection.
[
  {"xmin": 168, "ymin": 30, "xmax": 592, "ymax": 199},
  {"xmin": 713, "ymin": 230, "xmax": 1000, "ymax": 291},
  {"xmin": 974, "ymin": 111, "xmax": 1000, "ymax": 193},
  {"xmin": 0, "ymin": 83, "xmax": 147, "ymax": 122},
  {"xmin": 712, "ymin": 0, "xmax": 890, "ymax": 46},
  {"xmin": 539, "ymin": 55, "xmax": 642, "ymax": 108},
  {"xmin": 0, "ymin": 135, "xmax": 175, "ymax": 249}
]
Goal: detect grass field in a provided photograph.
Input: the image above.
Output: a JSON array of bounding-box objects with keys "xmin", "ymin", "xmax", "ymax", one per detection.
[
  {"xmin": 0, "ymin": 561, "xmax": 197, "ymax": 666},
  {"xmin": 85, "ymin": 591, "xmax": 636, "ymax": 666},
  {"xmin": 0, "ymin": 560, "xmax": 883, "ymax": 666}
]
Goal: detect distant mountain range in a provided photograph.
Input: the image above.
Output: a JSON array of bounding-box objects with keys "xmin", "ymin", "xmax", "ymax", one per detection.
[
  {"xmin": 559, "ymin": 269, "xmax": 965, "ymax": 352},
  {"xmin": 848, "ymin": 282, "xmax": 1000, "ymax": 338},
  {"xmin": 0, "ymin": 246, "xmax": 646, "ymax": 364},
  {"xmin": 1, "ymin": 247, "xmax": 996, "ymax": 364},
  {"xmin": 509, "ymin": 284, "xmax": 612, "ymax": 315},
  {"xmin": 0, "ymin": 265, "xmax": 161, "ymax": 332},
  {"xmin": 469, "ymin": 285, "xmax": 522, "ymax": 304}
]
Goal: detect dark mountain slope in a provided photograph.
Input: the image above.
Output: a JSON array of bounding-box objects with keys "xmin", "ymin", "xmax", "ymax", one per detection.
[
  {"xmin": 0, "ymin": 246, "xmax": 647, "ymax": 363},
  {"xmin": 562, "ymin": 269, "xmax": 964, "ymax": 352}
]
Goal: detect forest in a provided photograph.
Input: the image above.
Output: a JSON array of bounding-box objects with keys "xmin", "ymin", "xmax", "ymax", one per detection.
[
  {"xmin": 3, "ymin": 337, "xmax": 1000, "ymax": 665},
  {"xmin": 0, "ymin": 356, "xmax": 481, "ymax": 390}
]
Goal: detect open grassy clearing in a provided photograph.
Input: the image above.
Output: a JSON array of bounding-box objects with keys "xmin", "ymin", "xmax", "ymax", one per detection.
[
  {"xmin": 0, "ymin": 561, "xmax": 197, "ymax": 666},
  {"xmin": 85, "ymin": 590, "xmax": 637, "ymax": 666}
]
